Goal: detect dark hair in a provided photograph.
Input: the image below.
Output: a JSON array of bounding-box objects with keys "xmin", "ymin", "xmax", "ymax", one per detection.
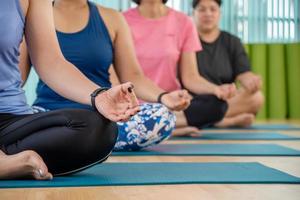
[
  {"xmin": 192, "ymin": 0, "xmax": 222, "ymax": 9},
  {"xmin": 132, "ymin": 0, "xmax": 168, "ymax": 5}
]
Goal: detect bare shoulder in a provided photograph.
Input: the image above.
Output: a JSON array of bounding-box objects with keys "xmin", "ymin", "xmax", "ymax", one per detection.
[{"xmin": 95, "ymin": 4, "xmax": 126, "ymax": 29}]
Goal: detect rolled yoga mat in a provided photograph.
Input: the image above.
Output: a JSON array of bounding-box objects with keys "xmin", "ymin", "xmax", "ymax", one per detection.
[
  {"xmin": 171, "ymin": 132, "xmax": 300, "ymax": 140},
  {"xmin": 267, "ymin": 44, "xmax": 287, "ymax": 119},
  {"xmin": 250, "ymin": 44, "xmax": 268, "ymax": 119},
  {"xmin": 1, "ymin": 162, "xmax": 299, "ymax": 188},
  {"xmin": 286, "ymin": 43, "xmax": 300, "ymax": 119},
  {"xmin": 112, "ymin": 144, "xmax": 300, "ymax": 156}
]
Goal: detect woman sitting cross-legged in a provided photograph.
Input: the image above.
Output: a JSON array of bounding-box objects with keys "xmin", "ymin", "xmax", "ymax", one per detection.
[{"xmin": 20, "ymin": 0, "xmax": 191, "ymax": 151}]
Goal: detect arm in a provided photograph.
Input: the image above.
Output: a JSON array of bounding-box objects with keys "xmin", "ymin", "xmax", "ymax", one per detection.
[
  {"xmin": 25, "ymin": 0, "xmax": 99, "ymax": 105},
  {"xmin": 179, "ymin": 51, "xmax": 236, "ymax": 100},
  {"xmin": 232, "ymin": 37, "xmax": 262, "ymax": 93},
  {"xmin": 23, "ymin": 0, "xmax": 139, "ymax": 121},
  {"xmin": 108, "ymin": 65, "xmax": 120, "ymax": 86},
  {"xmin": 236, "ymin": 71, "xmax": 262, "ymax": 93}
]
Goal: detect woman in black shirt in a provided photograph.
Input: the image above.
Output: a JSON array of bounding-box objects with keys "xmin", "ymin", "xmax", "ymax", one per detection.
[{"xmin": 192, "ymin": 0, "xmax": 264, "ymax": 127}]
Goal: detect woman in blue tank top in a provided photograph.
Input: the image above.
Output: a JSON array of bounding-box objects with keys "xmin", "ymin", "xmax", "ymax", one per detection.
[
  {"xmin": 23, "ymin": 0, "xmax": 192, "ymax": 151},
  {"xmin": 0, "ymin": 0, "xmax": 140, "ymax": 180}
]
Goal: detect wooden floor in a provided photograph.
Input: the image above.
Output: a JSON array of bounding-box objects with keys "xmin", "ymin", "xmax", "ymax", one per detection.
[{"xmin": 1, "ymin": 121, "xmax": 300, "ymax": 200}]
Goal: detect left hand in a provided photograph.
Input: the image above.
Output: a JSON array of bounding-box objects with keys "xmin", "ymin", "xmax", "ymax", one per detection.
[
  {"xmin": 95, "ymin": 82, "xmax": 140, "ymax": 122},
  {"xmin": 239, "ymin": 72, "xmax": 262, "ymax": 93}
]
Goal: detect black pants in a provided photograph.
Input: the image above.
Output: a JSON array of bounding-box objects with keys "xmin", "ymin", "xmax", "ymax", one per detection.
[
  {"xmin": 0, "ymin": 109, "xmax": 117, "ymax": 176},
  {"xmin": 184, "ymin": 95, "xmax": 228, "ymax": 129}
]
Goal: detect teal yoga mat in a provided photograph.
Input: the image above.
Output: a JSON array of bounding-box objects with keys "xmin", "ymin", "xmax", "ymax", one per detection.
[
  {"xmin": 112, "ymin": 144, "xmax": 300, "ymax": 156},
  {"xmin": 0, "ymin": 162, "xmax": 299, "ymax": 188},
  {"xmin": 205, "ymin": 124, "xmax": 300, "ymax": 131},
  {"xmin": 171, "ymin": 132, "xmax": 300, "ymax": 140}
]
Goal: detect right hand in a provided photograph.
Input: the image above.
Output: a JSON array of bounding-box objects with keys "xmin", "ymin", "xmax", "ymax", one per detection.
[
  {"xmin": 214, "ymin": 83, "xmax": 236, "ymax": 100},
  {"xmin": 95, "ymin": 82, "xmax": 140, "ymax": 122},
  {"xmin": 161, "ymin": 89, "xmax": 192, "ymax": 111}
]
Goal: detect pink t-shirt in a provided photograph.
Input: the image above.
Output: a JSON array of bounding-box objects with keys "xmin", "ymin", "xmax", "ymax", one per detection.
[{"xmin": 124, "ymin": 8, "xmax": 202, "ymax": 91}]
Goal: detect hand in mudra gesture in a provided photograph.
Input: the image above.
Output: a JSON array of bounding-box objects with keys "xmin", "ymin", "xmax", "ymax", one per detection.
[{"xmin": 95, "ymin": 82, "xmax": 140, "ymax": 122}]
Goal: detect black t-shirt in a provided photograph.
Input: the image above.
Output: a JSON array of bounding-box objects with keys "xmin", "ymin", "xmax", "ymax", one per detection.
[{"xmin": 196, "ymin": 31, "xmax": 250, "ymax": 85}]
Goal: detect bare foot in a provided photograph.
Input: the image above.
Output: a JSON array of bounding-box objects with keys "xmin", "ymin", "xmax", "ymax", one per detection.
[
  {"xmin": 216, "ymin": 113, "xmax": 255, "ymax": 128},
  {"xmin": 172, "ymin": 126, "xmax": 201, "ymax": 137},
  {"xmin": 0, "ymin": 150, "xmax": 53, "ymax": 180}
]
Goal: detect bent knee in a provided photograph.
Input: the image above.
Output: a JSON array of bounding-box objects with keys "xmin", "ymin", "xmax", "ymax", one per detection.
[
  {"xmin": 185, "ymin": 95, "xmax": 228, "ymax": 127},
  {"xmin": 250, "ymin": 91, "xmax": 265, "ymax": 113},
  {"xmin": 77, "ymin": 110, "xmax": 118, "ymax": 155},
  {"xmin": 206, "ymin": 96, "xmax": 228, "ymax": 122}
]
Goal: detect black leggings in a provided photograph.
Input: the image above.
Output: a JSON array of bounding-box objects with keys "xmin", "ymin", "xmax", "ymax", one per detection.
[
  {"xmin": 0, "ymin": 109, "xmax": 117, "ymax": 176},
  {"xmin": 184, "ymin": 95, "xmax": 228, "ymax": 128}
]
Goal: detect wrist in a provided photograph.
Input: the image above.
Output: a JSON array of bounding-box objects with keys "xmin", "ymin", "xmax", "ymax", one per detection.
[
  {"xmin": 90, "ymin": 87, "xmax": 110, "ymax": 110},
  {"xmin": 213, "ymin": 85, "xmax": 220, "ymax": 96},
  {"xmin": 157, "ymin": 92, "xmax": 169, "ymax": 104}
]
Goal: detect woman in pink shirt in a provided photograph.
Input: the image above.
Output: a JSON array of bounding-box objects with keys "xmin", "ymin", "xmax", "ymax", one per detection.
[{"xmin": 124, "ymin": 0, "xmax": 236, "ymax": 134}]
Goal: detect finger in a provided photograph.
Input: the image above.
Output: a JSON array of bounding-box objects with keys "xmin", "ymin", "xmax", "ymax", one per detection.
[
  {"xmin": 180, "ymin": 100, "xmax": 190, "ymax": 110},
  {"xmin": 121, "ymin": 83, "xmax": 139, "ymax": 108},
  {"xmin": 107, "ymin": 114, "xmax": 123, "ymax": 122},
  {"xmin": 177, "ymin": 90, "xmax": 184, "ymax": 97},
  {"xmin": 128, "ymin": 90, "xmax": 139, "ymax": 107},
  {"xmin": 258, "ymin": 78, "xmax": 263, "ymax": 89},
  {"xmin": 120, "ymin": 82, "xmax": 134, "ymax": 94},
  {"xmin": 183, "ymin": 90, "xmax": 192, "ymax": 100},
  {"xmin": 124, "ymin": 107, "xmax": 139, "ymax": 117},
  {"xmin": 174, "ymin": 100, "xmax": 189, "ymax": 111},
  {"xmin": 254, "ymin": 77, "xmax": 262, "ymax": 91},
  {"xmin": 250, "ymin": 80, "xmax": 257, "ymax": 93},
  {"xmin": 117, "ymin": 112, "xmax": 130, "ymax": 122},
  {"xmin": 244, "ymin": 81, "xmax": 253, "ymax": 93}
]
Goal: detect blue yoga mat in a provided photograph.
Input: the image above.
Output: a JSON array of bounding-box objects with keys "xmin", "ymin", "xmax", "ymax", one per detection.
[
  {"xmin": 171, "ymin": 132, "xmax": 300, "ymax": 140},
  {"xmin": 112, "ymin": 144, "xmax": 300, "ymax": 156},
  {"xmin": 205, "ymin": 124, "xmax": 300, "ymax": 131},
  {"xmin": 0, "ymin": 162, "xmax": 299, "ymax": 188}
]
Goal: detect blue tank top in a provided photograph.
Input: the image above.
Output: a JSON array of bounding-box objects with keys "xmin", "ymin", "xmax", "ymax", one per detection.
[
  {"xmin": 0, "ymin": 0, "xmax": 33, "ymax": 115},
  {"xmin": 34, "ymin": 1, "xmax": 113, "ymax": 110}
]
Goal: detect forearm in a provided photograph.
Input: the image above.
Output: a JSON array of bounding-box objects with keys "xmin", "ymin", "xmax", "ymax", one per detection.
[
  {"xmin": 236, "ymin": 71, "xmax": 249, "ymax": 83},
  {"xmin": 35, "ymin": 58, "xmax": 99, "ymax": 106},
  {"xmin": 124, "ymin": 74, "xmax": 164, "ymax": 102},
  {"xmin": 183, "ymin": 75, "xmax": 217, "ymax": 95}
]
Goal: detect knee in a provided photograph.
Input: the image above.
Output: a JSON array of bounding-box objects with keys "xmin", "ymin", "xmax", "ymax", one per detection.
[
  {"xmin": 114, "ymin": 103, "xmax": 175, "ymax": 151},
  {"xmin": 207, "ymin": 96, "xmax": 228, "ymax": 123},
  {"xmin": 185, "ymin": 95, "xmax": 228, "ymax": 128},
  {"xmin": 72, "ymin": 110, "xmax": 118, "ymax": 159},
  {"xmin": 86, "ymin": 111, "xmax": 118, "ymax": 151},
  {"xmin": 146, "ymin": 103, "xmax": 175, "ymax": 139},
  {"xmin": 249, "ymin": 91, "xmax": 265, "ymax": 113},
  {"xmin": 136, "ymin": 103, "xmax": 176, "ymax": 136},
  {"xmin": 155, "ymin": 103, "xmax": 176, "ymax": 130}
]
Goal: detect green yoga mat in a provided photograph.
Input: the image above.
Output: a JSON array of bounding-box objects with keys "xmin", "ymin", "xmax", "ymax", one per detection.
[
  {"xmin": 112, "ymin": 144, "xmax": 300, "ymax": 156},
  {"xmin": 205, "ymin": 124, "xmax": 300, "ymax": 130},
  {"xmin": 171, "ymin": 132, "xmax": 300, "ymax": 141},
  {"xmin": 0, "ymin": 162, "xmax": 299, "ymax": 188}
]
